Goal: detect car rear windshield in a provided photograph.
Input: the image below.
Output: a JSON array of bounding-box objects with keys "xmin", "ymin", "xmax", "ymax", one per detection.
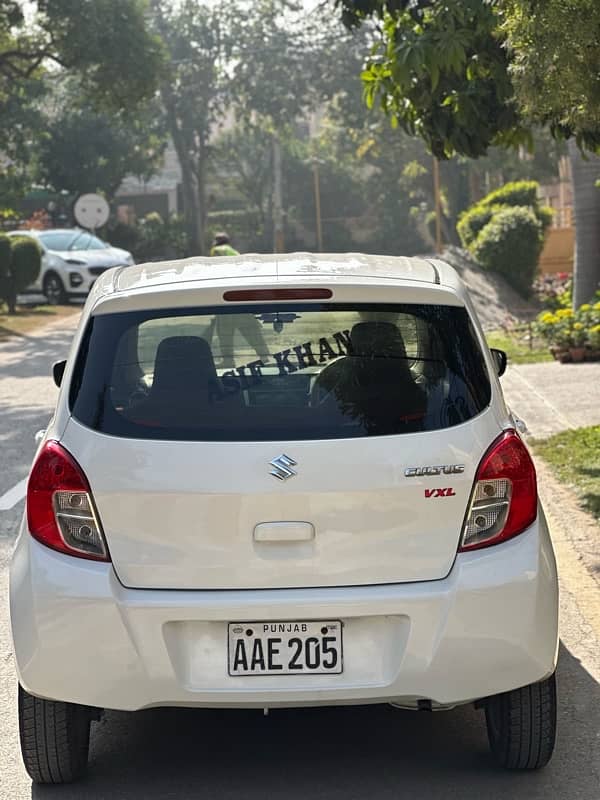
[{"xmin": 69, "ymin": 303, "xmax": 491, "ymax": 441}]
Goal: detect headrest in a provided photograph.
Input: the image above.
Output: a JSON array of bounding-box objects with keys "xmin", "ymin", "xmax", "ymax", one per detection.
[
  {"xmin": 350, "ymin": 321, "xmax": 408, "ymax": 359},
  {"xmin": 151, "ymin": 336, "xmax": 218, "ymax": 401}
]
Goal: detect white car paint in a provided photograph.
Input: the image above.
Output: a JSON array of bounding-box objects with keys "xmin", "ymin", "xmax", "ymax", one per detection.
[{"xmin": 10, "ymin": 253, "xmax": 559, "ymax": 714}]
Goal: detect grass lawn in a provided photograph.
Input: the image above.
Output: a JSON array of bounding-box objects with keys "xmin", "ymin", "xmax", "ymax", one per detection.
[
  {"xmin": 531, "ymin": 425, "xmax": 600, "ymax": 522},
  {"xmin": 0, "ymin": 304, "xmax": 79, "ymax": 341},
  {"xmin": 486, "ymin": 328, "xmax": 552, "ymax": 365}
]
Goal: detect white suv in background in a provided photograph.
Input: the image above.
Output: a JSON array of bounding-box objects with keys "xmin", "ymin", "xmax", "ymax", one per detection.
[
  {"xmin": 10, "ymin": 253, "xmax": 559, "ymax": 784},
  {"xmin": 7, "ymin": 228, "xmax": 134, "ymax": 304}
]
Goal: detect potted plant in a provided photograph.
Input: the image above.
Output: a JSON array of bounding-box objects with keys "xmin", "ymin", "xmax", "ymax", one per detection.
[{"xmin": 569, "ymin": 322, "xmax": 586, "ymax": 361}]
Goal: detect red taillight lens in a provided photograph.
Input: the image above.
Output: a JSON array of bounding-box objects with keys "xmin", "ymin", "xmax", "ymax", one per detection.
[
  {"xmin": 459, "ymin": 430, "xmax": 537, "ymax": 552},
  {"xmin": 27, "ymin": 441, "xmax": 109, "ymax": 561}
]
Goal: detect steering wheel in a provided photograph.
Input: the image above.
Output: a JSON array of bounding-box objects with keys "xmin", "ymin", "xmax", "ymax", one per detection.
[{"xmin": 310, "ymin": 356, "xmax": 350, "ymax": 407}]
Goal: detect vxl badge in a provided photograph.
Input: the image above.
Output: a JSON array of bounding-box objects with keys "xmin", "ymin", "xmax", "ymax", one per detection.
[{"xmin": 269, "ymin": 454, "xmax": 298, "ymax": 481}]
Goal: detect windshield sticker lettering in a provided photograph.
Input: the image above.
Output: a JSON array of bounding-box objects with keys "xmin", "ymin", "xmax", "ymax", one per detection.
[{"xmin": 215, "ymin": 328, "xmax": 353, "ymax": 396}]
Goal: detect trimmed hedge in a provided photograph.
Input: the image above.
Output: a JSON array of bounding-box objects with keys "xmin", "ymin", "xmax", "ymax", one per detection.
[
  {"xmin": 457, "ymin": 180, "xmax": 553, "ymax": 297},
  {"xmin": 457, "ymin": 204, "xmax": 499, "ymax": 247},
  {"xmin": 477, "ymin": 180, "xmax": 539, "ymax": 210},
  {"xmin": 0, "ymin": 234, "xmax": 10, "ymax": 279},
  {"xmin": 0, "ymin": 235, "xmax": 42, "ymax": 313},
  {"xmin": 471, "ymin": 207, "xmax": 545, "ymax": 298}
]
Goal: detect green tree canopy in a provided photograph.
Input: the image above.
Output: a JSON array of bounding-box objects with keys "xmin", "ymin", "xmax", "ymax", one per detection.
[
  {"xmin": 336, "ymin": 0, "xmax": 600, "ymax": 155},
  {"xmin": 33, "ymin": 101, "xmax": 165, "ymax": 198},
  {"xmin": 0, "ymin": 0, "xmax": 164, "ymax": 111},
  {"xmin": 335, "ymin": 0, "xmax": 600, "ymax": 303}
]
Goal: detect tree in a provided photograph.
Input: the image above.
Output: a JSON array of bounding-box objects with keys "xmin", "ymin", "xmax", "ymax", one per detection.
[
  {"xmin": 0, "ymin": 0, "xmax": 164, "ymax": 212},
  {"xmin": 33, "ymin": 101, "xmax": 165, "ymax": 199},
  {"xmin": 335, "ymin": 0, "xmax": 600, "ymax": 304},
  {"xmin": 0, "ymin": 0, "xmax": 163, "ymax": 111},
  {"xmin": 230, "ymin": 0, "xmax": 353, "ymax": 251},
  {"xmin": 150, "ymin": 0, "xmax": 232, "ymax": 255},
  {"xmin": 211, "ymin": 123, "xmax": 273, "ymax": 246},
  {"xmin": 501, "ymin": 0, "xmax": 600, "ymax": 305},
  {"xmin": 340, "ymin": 1, "xmax": 526, "ymax": 159}
]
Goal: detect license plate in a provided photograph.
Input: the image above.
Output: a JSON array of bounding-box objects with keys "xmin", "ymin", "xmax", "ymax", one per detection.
[{"xmin": 228, "ymin": 620, "xmax": 343, "ymax": 676}]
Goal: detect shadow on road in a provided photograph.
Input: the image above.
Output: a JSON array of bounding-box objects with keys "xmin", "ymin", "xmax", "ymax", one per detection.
[
  {"xmin": 0, "ymin": 324, "xmax": 76, "ymax": 381},
  {"xmin": 0, "ymin": 318, "xmax": 76, "ymax": 502},
  {"xmin": 29, "ymin": 643, "xmax": 599, "ymax": 800}
]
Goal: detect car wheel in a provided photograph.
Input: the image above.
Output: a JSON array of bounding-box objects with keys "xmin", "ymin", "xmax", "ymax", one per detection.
[
  {"xmin": 43, "ymin": 273, "xmax": 66, "ymax": 305},
  {"xmin": 18, "ymin": 684, "xmax": 97, "ymax": 784},
  {"xmin": 485, "ymin": 672, "xmax": 557, "ymax": 769}
]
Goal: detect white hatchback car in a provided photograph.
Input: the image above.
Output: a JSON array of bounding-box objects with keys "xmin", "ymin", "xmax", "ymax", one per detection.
[
  {"xmin": 10, "ymin": 254, "xmax": 559, "ymax": 784},
  {"xmin": 7, "ymin": 228, "xmax": 134, "ymax": 304}
]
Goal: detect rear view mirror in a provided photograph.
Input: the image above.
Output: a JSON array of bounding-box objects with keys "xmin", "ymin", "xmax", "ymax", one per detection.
[
  {"xmin": 53, "ymin": 360, "xmax": 66, "ymax": 388},
  {"xmin": 490, "ymin": 348, "xmax": 507, "ymax": 377}
]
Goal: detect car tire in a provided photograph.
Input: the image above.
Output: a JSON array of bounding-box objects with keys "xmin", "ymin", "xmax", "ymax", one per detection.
[
  {"xmin": 18, "ymin": 684, "xmax": 96, "ymax": 784},
  {"xmin": 485, "ymin": 672, "xmax": 557, "ymax": 770},
  {"xmin": 43, "ymin": 273, "xmax": 66, "ymax": 305}
]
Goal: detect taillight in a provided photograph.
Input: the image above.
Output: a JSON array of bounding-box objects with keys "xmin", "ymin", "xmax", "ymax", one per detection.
[
  {"xmin": 459, "ymin": 430, "xmax": 537, "ymax": 552},
  {"xmin": 27, "ymin": 441, "xmax": 109, "ymax": 561},
  {"xmin": 223, "ymin": 288, "xmax": 333, "ymax": 301}
]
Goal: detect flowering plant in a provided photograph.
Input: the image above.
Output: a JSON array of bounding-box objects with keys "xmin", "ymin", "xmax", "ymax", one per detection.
[
  {"xmin": 536, "ymin": 302, "xmax": 600, "ymax": 350},
  {"xmin": 589, "ymin": 324, "xmax": 600, "ymax": 350},
  {"xmin": 533, "ymin": 272, "xmax": 572, "ymax": 310}
]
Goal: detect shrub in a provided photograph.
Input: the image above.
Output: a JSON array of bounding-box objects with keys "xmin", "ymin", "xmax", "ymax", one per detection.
[
  {"xmin": 106, "ymin": 220, "xmax": 140, "ymax": 255},
  {"xmin": 0, "ymin": 234, "xmax": 11, "ymax": 279},
  {"xmin": 0, "ymin": 236, "xmax": 42, "ymax": 313},
  {"xmin": 536, "ymin": 302, "xmax": 600, "ymax": 350},
  {"xmin": 106, "ymin": 214, "xmax": 189, "ymax": 262},
  {"xmin": 477, "ymin": 180, "xmax": 539, "ymax": 210},
  {"xmin": 457, "ymin": 204, "xmax": 499, "ymax": 247},
  {"xmin": 533, "ymin": 272, "xmax": 572, "ymax": 310},
  {"xmin": 136, "ymin": 213, "xmax": 188, "ymax": 261},
  {"xmin": 457, "ymin": 180, "xmax": 553, "ymax": 296},
  {"xmin": 471, "ymin": 207, "xmax": 544, "ymax": 297}
]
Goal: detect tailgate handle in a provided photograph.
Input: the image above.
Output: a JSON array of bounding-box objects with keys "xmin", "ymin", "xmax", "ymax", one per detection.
[{"xmin": 254, "ymin": 522, "xmax": 315, "ymax": 543}]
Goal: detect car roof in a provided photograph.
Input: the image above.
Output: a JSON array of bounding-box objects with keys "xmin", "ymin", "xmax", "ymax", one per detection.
[
  {"xmin": 6, "ymin": 228, "xmax": 82, "ymax": 238},
  {"xmin": 106, "ymin": 253, "xmax": 462, "ymax": 295}
]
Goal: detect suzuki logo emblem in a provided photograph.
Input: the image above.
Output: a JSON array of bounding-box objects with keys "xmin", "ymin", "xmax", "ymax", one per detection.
[{"xmin": 269, "ymin": 454, "xmax": 297, "ymax": 481}]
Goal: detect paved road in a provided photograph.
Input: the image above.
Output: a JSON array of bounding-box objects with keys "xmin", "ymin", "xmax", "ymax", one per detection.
[
  {"xmin": 502, "ymin": 361, "xmax": 600, "ymax": 438},
  {"xmin": 1, "ymin": 315, "xmax": 599, "ymax": 799}
]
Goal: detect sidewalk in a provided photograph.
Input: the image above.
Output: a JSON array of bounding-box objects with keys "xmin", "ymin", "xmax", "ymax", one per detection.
[{"xmin": 501, "ymin": 361, "xmax": 600, "ymax": 438}]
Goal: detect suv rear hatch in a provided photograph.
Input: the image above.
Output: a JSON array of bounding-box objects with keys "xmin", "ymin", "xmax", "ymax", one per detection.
[{"xmin": 63, "ymin": 294, "xmax": 497, "ymax": 590}]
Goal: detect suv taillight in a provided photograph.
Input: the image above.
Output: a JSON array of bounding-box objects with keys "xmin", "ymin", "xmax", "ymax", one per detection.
[
  {"xmin": 27, "ymin": 441, "xmax": 110, "ymax": 561},
  {"xmin": 459, "ymin": 430, "xmax": 537, "ymax": 552}
]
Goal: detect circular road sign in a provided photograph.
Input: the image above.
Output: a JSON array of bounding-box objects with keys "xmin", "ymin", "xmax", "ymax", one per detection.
[{"xmin": 73, "ymin": 193, "xmax": 110, "ymax": 230}]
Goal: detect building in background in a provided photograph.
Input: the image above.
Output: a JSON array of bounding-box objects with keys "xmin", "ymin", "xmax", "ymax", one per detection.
[{"xmin": 538, "ymin": 156, "xmax": 574, "ymax": 275}]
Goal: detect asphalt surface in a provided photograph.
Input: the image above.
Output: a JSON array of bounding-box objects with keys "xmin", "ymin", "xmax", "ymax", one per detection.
[
  {"xmin": 1, "ymin": 313, "xmax": 599, "ymax": 799},
  {"xmin": 501, "ymin": 360, "xmax": 600, "ymax": 438}
]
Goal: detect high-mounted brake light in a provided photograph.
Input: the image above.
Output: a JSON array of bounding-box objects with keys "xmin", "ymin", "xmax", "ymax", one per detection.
[
  {"xmin": 27, "ymin": 441, "xmax": 109, "ymax": 561},
  {"xmin": 459, "ymin": 430, "xmax": 537, "ymax": 552},
  {"xmin": 223, "ymin": 288, "xmax": 332, "ymax": 302}
]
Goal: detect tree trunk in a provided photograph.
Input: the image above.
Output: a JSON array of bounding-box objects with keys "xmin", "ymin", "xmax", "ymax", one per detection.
[
  {"xmin": 568, "ymin": 140, "xmax": 600, "ymax": 307},
  {"xmin": 272, "ymin": 134, "xmax": 284, "ymax": 253},
  {"xmin": 181, "ymin": 166, "xmax": 204, "ymax": 256},
  {"xmin": 166, "ymin": 121, "xmax": 204, "ymax": 257},
  {"xmin": 194, "ymin": 138, "xmax": 208, "ymax": 255}
]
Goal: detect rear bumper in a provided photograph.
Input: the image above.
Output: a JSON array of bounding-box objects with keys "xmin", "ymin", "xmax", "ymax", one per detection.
[{"xmin": 10, "ymin": 511, "xmax": 558, "ymax": 711}]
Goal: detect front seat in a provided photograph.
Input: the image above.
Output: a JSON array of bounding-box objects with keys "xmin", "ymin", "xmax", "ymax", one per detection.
[
  {"xmin": 136, "ymin": 335, "xmax": 223, "ymax": 427},
  {"xmin": 315, "ymin": 321, "xmax": 426, "ymax": 435}
]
